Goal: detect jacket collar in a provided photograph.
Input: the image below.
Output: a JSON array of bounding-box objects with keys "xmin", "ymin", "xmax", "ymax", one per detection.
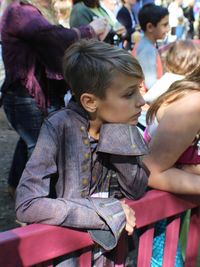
[
  {"xmin": 97, "ymin": 123, "xmax": 149, "ymax": 156},
  {"xmin": 67, "ymin": 99, "xmax": 89, "ymax": 124}
]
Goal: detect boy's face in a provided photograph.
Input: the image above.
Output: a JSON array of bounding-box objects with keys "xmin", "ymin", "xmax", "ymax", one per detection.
[
  {"xmin": 95, "ymin": 72, "xmax": 145, "ymax": 126},
  {"xmin": 152, "ymin": 15, "xmax": 169, "ymax": 40}
]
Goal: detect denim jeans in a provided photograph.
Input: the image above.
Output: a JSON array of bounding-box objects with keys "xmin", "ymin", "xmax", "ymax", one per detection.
[{"xmin": 3, "ymin": 94, "xmax": 44, "ymax": 187}]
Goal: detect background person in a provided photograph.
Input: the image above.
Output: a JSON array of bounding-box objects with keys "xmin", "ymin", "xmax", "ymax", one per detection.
[
  {"xmin": 70, "ymin": 0, "xmax": 125, "ymax": 44},
  {"xmin": 132, "ymin": 3, "xmax": 169, "ymax": 130},
  {"xmin": 144, "ymin": 40, "xmax": 200, "ymax": 104},
  {"xmin": 117, "ymin": 0, "xmax": 138, "ymax": 50}
]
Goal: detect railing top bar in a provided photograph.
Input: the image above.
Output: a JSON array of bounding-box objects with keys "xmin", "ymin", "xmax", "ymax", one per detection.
[
  {"xmin": 0, "ymin": 224, "xmax": 94, "ymax": 267},
  {"xmin": 126, "ymin": 190, "xmax": 200, "ymax": 228},
  {"xmin": 0, "ymin": 190, "xmax": 199, "ymax": 267}
]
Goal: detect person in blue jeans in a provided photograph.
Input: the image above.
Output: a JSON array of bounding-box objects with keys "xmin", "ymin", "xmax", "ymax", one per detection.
[{"xmin": 1, "ymin": 0, "xmax": 108, "ymax": 196}]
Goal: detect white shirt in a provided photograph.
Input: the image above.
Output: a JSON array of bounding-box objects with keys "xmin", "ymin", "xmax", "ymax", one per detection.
[{"xmin": 144, "ymin": 72, "xmax": 184, "ymax": 104}]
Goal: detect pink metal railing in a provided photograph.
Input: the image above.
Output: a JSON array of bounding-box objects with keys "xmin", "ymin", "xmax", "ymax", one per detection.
[{"xmin": 0, "ymin": 189, "xmax": 200, "ymax": 267}]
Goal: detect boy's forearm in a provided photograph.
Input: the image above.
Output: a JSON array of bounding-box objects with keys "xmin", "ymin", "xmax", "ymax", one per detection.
[{"xmin": 16, "ymin": 184, "xmax": 126, "ymax": 250}]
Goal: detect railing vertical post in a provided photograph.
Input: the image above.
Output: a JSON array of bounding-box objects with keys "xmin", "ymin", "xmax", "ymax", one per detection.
[
  {"xmin": 79, "ymin": 250, "xmax": 92, "ymax": 267},
  {"xmin": 115, "ymin": 232, "xmax": 126, "ymax": 267},
  {"xmin": 137, "ymin": 224, "xmax": 154, "ymax": 267},
  {"xmin": 162, "ymin": 216, "xmax": 181, "ymax": 267},
  {"xmin": 185, "ymin": 207, "xmax": 200, "ymax": 267}
]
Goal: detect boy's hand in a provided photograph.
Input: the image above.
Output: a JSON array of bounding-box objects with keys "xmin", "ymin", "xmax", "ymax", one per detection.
[{"xmin": 121, "ymin": 201, "xmax": 136, "ymax": 236}]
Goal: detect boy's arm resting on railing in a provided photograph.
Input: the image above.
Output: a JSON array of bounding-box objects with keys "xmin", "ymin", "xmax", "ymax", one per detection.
[{"xmin": 15, "ymin": 120, "xmax": 126, "ymax": 251}]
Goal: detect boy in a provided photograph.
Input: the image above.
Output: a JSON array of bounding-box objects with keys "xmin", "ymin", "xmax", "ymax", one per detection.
[
  {"xmin": 132, "ymin": 3, "xmax": 169, "ymax": 131},
  {"xmin": 15, "ymin": 39, "xmax": 149, "ymax": 266},
  {"xmin": 133, "ymin": 3, "xmax": 169, "ymax": 90}
]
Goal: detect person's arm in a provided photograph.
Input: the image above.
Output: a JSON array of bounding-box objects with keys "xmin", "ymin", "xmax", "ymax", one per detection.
[
  {"xmin": 143, "ymin": 92, "xmax": 200, "ymax": 194},
  {"xmin": 2, "ymin": 3, "xmax": 106, "ymax": 75}
]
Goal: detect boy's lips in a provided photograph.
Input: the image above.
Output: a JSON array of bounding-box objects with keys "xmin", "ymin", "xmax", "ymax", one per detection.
[{"xmin": 131, "ymin": 111, "xmax": 141, "ymax": 120}]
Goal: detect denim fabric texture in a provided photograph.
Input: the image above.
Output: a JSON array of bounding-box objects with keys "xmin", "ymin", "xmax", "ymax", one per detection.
[
  {"xmin": 16, "ymin": 100, "xmax": 149, "ymax": 266},
  {"xmin": 3, "ymin": 94, "xmax": 44, "ymax": 187}
]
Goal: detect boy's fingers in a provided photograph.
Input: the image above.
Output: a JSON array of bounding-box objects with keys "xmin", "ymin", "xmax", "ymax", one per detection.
[
  {"xmin": 127, "ymin": 216, "xmax": 136, "ymax": 228},
  {"xmin": 125, "ymin": 223, "xmax": 134, "ymax": 235}
]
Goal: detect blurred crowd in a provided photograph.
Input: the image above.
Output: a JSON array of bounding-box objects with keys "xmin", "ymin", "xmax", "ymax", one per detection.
[{"xmin": 44, "ymin": 0, "xmax": 200, "ymax": 44}]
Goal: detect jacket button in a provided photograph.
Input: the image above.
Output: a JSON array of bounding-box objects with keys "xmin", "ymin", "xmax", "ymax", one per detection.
[
  {"xmin": 82, "ymin": 178, "xmax": 89, "ymax": 186},
  {"xmin": 83, "ymin": 138, "xmax": 89, "ymax": 145},
  {"xmin": 80, "ymin": 126, "xmax": 85, "ymax": 132},
  {"xmin": 81, "ymin": 164, "xmax": 89, "ymax": 172},
  {"xmin": 84, "ymin": 153, "xmax": 90, "ymax": 160}
]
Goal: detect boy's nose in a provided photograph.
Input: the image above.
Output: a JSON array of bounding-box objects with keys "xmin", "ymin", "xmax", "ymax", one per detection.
[
  {"xmin": 166, "ymin": 24, "xmax": 170, "ymax": 33},
  {"xmin": 137, "ymin": 94, "xmax": 146, "ymax": 107}
]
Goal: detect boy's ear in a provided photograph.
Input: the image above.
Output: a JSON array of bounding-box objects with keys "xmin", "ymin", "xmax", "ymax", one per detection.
[
  {"xmin": 80, "ymin": 93, "xmax": 98, "ymax": 113},
  {"xmin": 146, "ymin": 22, "xmax": 154, "ymax": 33}
]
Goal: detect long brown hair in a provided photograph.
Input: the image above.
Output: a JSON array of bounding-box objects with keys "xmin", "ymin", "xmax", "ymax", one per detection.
[
  {"xmin": 165, "ymin": 40, "xmax": 200, "ymax": 75},
  {"xmin": 146, "ymin": 65, "xmax": 200, "ymax": 124}
]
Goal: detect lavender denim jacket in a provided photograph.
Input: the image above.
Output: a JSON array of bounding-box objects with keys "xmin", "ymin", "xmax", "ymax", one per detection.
[{"xmin": 15, "ymin": 101, "xmax": 149, "ymax": 266}]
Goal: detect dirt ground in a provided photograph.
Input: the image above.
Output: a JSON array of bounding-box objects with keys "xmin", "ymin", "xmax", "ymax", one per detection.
[{"xmin": 0, "ymin": 107, "xmax": 20, "ymax": 232}]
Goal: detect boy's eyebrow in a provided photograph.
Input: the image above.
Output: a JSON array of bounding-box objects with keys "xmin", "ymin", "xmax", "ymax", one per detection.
[{"xmin": 124, "ymin": 85, "xmax": 139, "ymax": 92}]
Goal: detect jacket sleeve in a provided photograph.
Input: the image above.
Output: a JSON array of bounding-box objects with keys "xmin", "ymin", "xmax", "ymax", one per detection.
[
  {"xmin": 97, "ymin": 124, "xmax": 149, "ymax": 200},
  {"xmin": 15, "ymin": 120, "xmax": 125, "ymax": 251}
]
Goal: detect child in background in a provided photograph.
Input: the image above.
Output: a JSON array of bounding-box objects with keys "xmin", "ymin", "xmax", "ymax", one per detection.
[
  {"xmin": 15, "ymin": 39, "xmax": 149, "ymax": 267},
  {"xmin": 133, "ymin": 3, "xmax": 169, "ymax": 90},
  {"xmin": 132, "ymin": 3, "xmax": 169, "ymax": 130}
]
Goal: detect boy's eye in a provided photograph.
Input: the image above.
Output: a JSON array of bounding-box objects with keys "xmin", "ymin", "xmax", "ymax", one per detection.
[{"xmin": 124, "ymin": 91, "xmax": 135, "ymax": 98}]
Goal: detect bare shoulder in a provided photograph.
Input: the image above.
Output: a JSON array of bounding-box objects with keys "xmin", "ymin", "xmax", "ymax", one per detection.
[
  {"xmin": 181, "ymin": 91, "xmax": 200, "ymax": 108},
  {"xmin": 160, "ymin": 91, "xmax": 200, "ymax": 133},
  {"xmin": 167, "ymin": 91, "xmax": 200, "ymax": 114},
  {"xmin": 157, "ymin": 91, "xmax": 200, "ymax": 121}
]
